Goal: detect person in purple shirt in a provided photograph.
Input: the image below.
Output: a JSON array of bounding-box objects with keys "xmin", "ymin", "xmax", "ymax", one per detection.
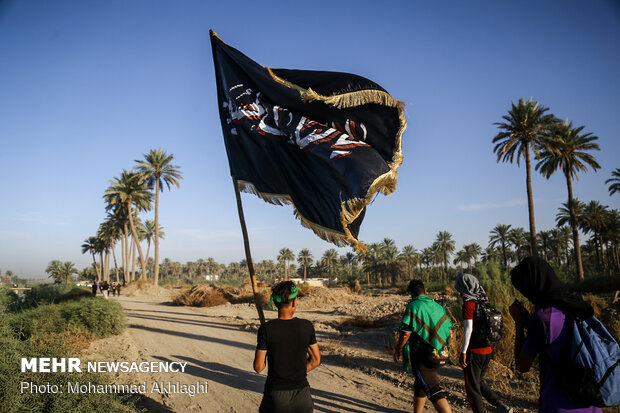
[{"xmin": 509, "ymin": 256, "xmax": 601, "ymax": 413}]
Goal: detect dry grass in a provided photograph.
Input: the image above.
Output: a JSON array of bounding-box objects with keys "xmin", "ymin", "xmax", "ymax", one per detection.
[
  {"xmin": 337, "ymin": 315, "xmax": 383, "ymax": 328},
  {"xmin": 297, "ymin": 282, "xmax": 316, "ymax": 297},
  {"xmin": 33, "ymin": 325, "xmax": 92, "ymax": 353},
  {"xmin": 584, "ymin": 294, "xmax": 608, "ymax": 318},
  {"xmin": 172, "ymin": 285, "xmax": 229, "ymax": 307}
]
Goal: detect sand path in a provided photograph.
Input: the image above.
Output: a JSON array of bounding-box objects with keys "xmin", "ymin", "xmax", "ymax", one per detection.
[{"xmin": 88, "ymin": 294, "xmax": 421, "ymax": 412}]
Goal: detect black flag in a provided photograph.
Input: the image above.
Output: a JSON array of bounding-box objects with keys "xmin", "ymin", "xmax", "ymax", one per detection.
[{"xmin": 211, "ymin": 32, "xmax": 406, "ymax": 252}]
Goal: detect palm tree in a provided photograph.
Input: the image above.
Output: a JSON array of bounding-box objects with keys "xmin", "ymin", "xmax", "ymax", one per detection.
[
  {"xmin": 342, "ymin": 252, "xmax": 357, "ymax": 278},
  {"xmin": 277, "ymin": 248, "xmax": 294, "ymax": 279},
  {"xmin": 400, "ymin": 245, "xmax": 418, "ymax": 280},
  {"xmin": 380, "ymin": 238, "xmax": 401, "ymax": 285},
  {"xmin": 606, "ymin": 168, "xmax": 620, "ymax": 196},
  {"xmin": 297, "ymin": 249, "xmax": 313, "ymax": 281},
  {"xmin": 363, "ymin": 243, "xmax": 383, "ymax": 285},
  {"xmin": 462, "ymin": 243, "xmax": 482, "ymax": 272},
  {"xmin": 556, "ymin": 226, "xmax": 572, "ymax": 267},
  {"xmin": 106, "ymin": 203, "xmax": 131, "ymax": 282},
  {"xmin": 82, "ymin": 236, "xmax": 101, "ymax": 281},
  {"xmin": 104, "ymin": 169, "xmax": 152, "ymax": 281},
  {"xmin": 537, "ymin": 120, "xmax": 600, "ymax": 280},
  {"xmin": 98, "ymin": 219, "xmax": 120, "ymax": 282},
  {"xmin": 135, "ymin": 148, "xmax": 183, "ymax": 286},
  {"xmin": 45, "ymin": 260, "xmax": 62, "ymax": 283},
  {"xmin": 58, "ymin": 261, "xmax": 78, "ymax": 285},
  {"xmin": 434, "ymin": 231, "xmax": 455, "ymax": 277},
  {"xmin": 581, "ymin": 201, "xmax": 609, "ymax": 268},
  {"xmin": 493, "ymin": 98, "xmax": 556, "ymax": 257},
  {"xmin": 489, "ymin": 224, "xmax": 512, "ymax": 268},
  {"xmin": 102, "ymin": 213, "xmax": 125, "ymax": 282},
  {"xmin": 603, "ymin": 209, "xmax": 620, "ymax": 270},
  {"xmin": 482, "ymin": 246, "xmax": 499, "ymax": 263},
  {"xmin": 509, "ymin": 227, "xmax": 530, "ymax": 261},
  {"xmin": 453, "ymin": 250, "xmax": 468, "ymax": 272},
  {"xmin": 322, "ymin": 249, "xmax": 338, "ymax": 280},
  {"xmin": 206, "ymin": 257, "xmax": 217, "ymax": 277},
  {"xmin": 538, "ymin": 230, "xmax": 553, "ymax": 262},
  {"xmin": 142, "ymin": 219, "xmax": 165, "ymax": 273},
  {"xmin": 430, "ymin": 244, "xmax": 444, "ymax": 281}
]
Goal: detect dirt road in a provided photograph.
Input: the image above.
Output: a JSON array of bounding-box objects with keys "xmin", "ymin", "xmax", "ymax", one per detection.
[
  {"xmin": 85, "ymin": 292, "xmax": 532, "ymax": 412},
  {"xmin": 84, "ymin": 294, "xmax": 422, "ymax": 412}
]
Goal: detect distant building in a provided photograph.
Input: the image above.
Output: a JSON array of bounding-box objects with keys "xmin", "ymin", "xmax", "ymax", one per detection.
[
  {"xmin": 289, "ymin": 278, "xmax": 337, "ymax": 287},
  {"xmin": 203, "ymin": 274, "xmax": 219, "ymax": 282}
]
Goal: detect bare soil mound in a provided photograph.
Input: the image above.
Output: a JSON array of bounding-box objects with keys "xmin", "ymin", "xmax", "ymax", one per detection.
[{"xmin": 123, "ymin": 280, "xmax": 172, "ymax": 299}]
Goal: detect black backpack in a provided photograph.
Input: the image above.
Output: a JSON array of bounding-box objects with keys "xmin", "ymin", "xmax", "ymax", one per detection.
[{"xmin": 473, "ymin": 300, "xmax": 503, "ymax": 347}]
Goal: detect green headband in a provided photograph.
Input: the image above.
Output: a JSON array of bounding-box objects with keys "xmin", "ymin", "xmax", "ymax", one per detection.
[{"xmin": 269, "ymin": 284, "xmax": 299, "ymax": 309}]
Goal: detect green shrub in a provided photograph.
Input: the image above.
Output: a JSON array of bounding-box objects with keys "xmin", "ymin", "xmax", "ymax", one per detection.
[
  {"xmin": 0, "ymin": 298, "xmax": 138, "ymax": 413},
  {"xmin": 6, "ymin": 298, "xmax": 125, "ymax": 341},
  {"xmin": 0, "ymin": 320, "xmax": 139, "ymax": 412},
  {"xmin": 0, "ymin": 286, "xmax": 18, "ymax": 313},
  {"xmin": 62, "ymin": 299, "xmax": 126, "ymax": 338},
  {"xmin": 18, "ymin": 285, "xmax": 91, "ymax": 310}
]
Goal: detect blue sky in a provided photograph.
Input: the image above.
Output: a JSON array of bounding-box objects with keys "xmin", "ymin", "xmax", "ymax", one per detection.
[{"xmin": 1, "ymin": 0, "xmax": 619, "ymax": 278}]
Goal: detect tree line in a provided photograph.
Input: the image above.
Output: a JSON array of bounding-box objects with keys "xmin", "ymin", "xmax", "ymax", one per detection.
[
  {"xmin": 493, "ymin": 97, "xmax": 618, "ymax": 280},
  {"xmin": 37, "ymin": 97, "xmax": 619, "ymax": 287},
  {"xmin": 80, "ymin": 148, "xmax": 182, "ymax": 286}
]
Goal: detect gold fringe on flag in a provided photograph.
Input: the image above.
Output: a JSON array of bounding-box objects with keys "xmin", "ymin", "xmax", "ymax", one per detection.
[{"xmin": 240, "ymin": 68, "xmax": 407, "ymax": 253}]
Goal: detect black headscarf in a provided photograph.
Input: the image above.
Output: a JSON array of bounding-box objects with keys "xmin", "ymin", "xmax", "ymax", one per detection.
[{"xmin": 510, "ymin": 256, "xmax": 593, "ymax": 319}]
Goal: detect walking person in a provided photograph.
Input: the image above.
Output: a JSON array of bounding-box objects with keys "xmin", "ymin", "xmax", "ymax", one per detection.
[
  {"xmin": 454, "ymin": 273, "xmax": 513, "ymax": 413},
  {"xmin": 509, "ymin": 256, "xmax": 602, "ymax": 413},
  {"xmin": 253, "ymin": 281, "xmax": 320, "ymax": 413},
  {"xmin": 92, "ymin": 282, "xmax": 98, "ymax": 297},
  {"xmin": 394, "ymin": 279, "xmax": 453, "ymax": 413},
  {"xmin": 101, "ymin": 281, "xmax": 109, "ymax": 299}
]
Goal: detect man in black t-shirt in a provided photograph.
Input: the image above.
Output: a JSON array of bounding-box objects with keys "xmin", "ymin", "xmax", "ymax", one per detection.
[{"xmin": 253, "ymin": 281, "xmax": 321, "ymax": 413}]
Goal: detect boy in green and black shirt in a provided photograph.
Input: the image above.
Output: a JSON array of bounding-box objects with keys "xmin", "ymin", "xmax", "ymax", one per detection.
[{"xmin": 393, "ymin": 279, "xmax": 453, "ymax": 413}]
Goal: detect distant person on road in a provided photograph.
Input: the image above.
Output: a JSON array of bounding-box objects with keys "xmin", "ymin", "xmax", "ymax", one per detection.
[
  {"xmin": 101, "ymin": 281, "xmax": 109, "ymax": 299},
  {"xmin": 509, "ymin": 256, "xmax": 601, "ymax": 413},
  {"xmin": 92, "ymin": 282, "xmax": 98, "ymax": 297},
  {"xmin": 253, "ymin": 280, "xmax": 320, "ymax": 413},
  {"xmin": 116, "ymin": 283, "xmax": 121, "ymax": 296},
  {"xmin": 394, "ymin": 279, "xmax": 453, "ymax": 413},
  {"xmin": 454, "ymin": 273, "xmax": 513, "ymax": 413}
]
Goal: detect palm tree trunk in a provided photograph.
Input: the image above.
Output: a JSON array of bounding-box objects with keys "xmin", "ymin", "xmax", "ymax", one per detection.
[
  {"xmin": 524, "ymin": 145, "xmax": 539, "ymax": 257},
  {"xmin": 123, "ymin": 223, "xmax": 130, "ymax": 282},
  {"xmin": 565, "ymin": 172, "xmax": 585, "ymax": 281},
  {"xmin": 92, "ymin": 254, "xmax": 100, "ymax": 282},
  {"xmin": 105, "ymin": 251, "xmax": 110, "ymax": 282},
  {"xmin": 154, "ymin": 178, "xmax": 161, "ymax": 286},
  {"xmin": 111, "ymin": 245, "xmax": 119, "ymax": 283},
  {"xmin": 99, "ymin": 253, "xmax": 104, "ymax": 283},
  {"xmin": 303, "ymin": 263, "xmax": 307, "ymax": 281},
  {"xmin": 126, "ymin": 201, "xmax": 147, "ymax": 281},
  {"xmin": 145, "ymin": 240, "xmax": 151, "ymax": 279},
  {"xmin": 130, "ymin": 236, "xmax": 136, "ymax": 281},
  {"xmin": 599, "ymin": 234, "xmax": 606, "ymax": 270}
]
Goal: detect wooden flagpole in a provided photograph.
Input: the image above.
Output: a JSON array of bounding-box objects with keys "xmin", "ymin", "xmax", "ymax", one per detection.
[{"xmin": 232, "ymin": 176, "xmax": 266, "ymax": 325}]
